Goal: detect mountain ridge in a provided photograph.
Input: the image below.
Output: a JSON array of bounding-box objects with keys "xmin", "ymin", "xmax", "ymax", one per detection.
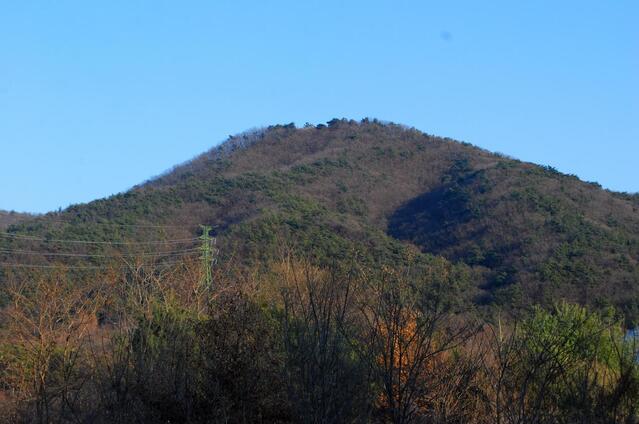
[{"xmin": 0, "ymin": 210, "xmax": 34, "ymax": 230}]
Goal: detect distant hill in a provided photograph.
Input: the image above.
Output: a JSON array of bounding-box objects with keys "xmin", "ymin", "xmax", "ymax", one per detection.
[
  {"xmin": 3, "ymin": 119, "xmax": 639, "ymax": 322},
  {"xmin": 0, "ymin": 210, "xmax": 33, "ymax": 230}
]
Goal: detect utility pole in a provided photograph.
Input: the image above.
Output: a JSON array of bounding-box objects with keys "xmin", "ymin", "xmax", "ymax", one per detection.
[{"xmin": 199, "ymin": 225, "xmax": 213, "ymax": 290}]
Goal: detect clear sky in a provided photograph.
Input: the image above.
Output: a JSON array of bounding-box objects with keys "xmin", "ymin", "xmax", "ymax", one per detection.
[{"xmin": 1, "ymin": 1, "xmax": 637, "ymax": 213}]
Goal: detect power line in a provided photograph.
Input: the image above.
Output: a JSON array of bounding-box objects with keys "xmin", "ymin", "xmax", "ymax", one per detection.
[
  {"xmin": 0, "ymin": 232, "xmax": 200, "ymax": 245},
  {"xmin": 0, "ymin": 257, "xmax": 199, "ymax": 270},
  {"xmin": 0, "ymin": 262, "xmax": 108, "ymax": 270},
  {"xmin": 0, "ymin": 222, "xmax": 219, "ymax": 270},
  {"xmin": 0, "ymin": 248, "xmax": 202, "ymax": 258}
]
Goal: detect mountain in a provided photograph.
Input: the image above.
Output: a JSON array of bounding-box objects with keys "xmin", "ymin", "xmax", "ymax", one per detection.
[
  {"xmin": 3, "ymin": 119, "xmax": 639, "ymax": 322},
  {"xmin": 0, "ymin": 210, "xmax": 33, "ymax": 230}
]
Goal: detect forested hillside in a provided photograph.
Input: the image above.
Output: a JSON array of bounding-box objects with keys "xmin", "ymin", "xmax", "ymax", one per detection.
[
  {"xmin": 0, "ymin": 210, "xmax": 32, "ymax": 230},
  {"xmin": 3, "ymin": 119, "xmax": 638, "ymax": 321}
]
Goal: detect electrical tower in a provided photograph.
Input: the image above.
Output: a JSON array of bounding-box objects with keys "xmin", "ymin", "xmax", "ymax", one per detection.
[{"xmin": 199, "ymin": 225, "xmax": 214, "ymax": 290}]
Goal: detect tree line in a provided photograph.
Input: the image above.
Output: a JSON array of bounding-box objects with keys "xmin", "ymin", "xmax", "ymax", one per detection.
[{"xmin": 0, "ymin": 249, "xmax": 638, "ymax": 423}]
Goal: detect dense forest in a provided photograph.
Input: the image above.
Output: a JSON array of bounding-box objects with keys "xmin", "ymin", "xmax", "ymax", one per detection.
[{"xmin": 1, "ymin": 119, "xmax": 638, "ymax": 422}]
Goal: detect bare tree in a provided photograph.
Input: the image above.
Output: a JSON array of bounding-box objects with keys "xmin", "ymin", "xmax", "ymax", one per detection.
[
  {"xmin": 356, "ymin": 261, "xmax": 476, "ymax": 424},
  {"xmin": 278, "ymin": 255, "xmax": 370, "ymax": 423},
  {"xmin": 1, "ymin": 270, "xmax": 102, "ymax": 423}
]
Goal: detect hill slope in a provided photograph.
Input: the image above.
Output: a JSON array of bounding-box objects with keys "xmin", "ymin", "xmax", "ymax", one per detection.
[
  {"xmin": 0, "ymin": 210, "xmax": 33, "ymax": 230},
  {"xmin": 2, "ymin": 119, "xmax": 638, "ymax": 321}
]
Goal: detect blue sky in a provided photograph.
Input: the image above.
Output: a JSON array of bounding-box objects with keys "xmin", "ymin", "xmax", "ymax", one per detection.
[{"xmin": 1, "ymin": 1, "xmax": 637, "ymax": 213}]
